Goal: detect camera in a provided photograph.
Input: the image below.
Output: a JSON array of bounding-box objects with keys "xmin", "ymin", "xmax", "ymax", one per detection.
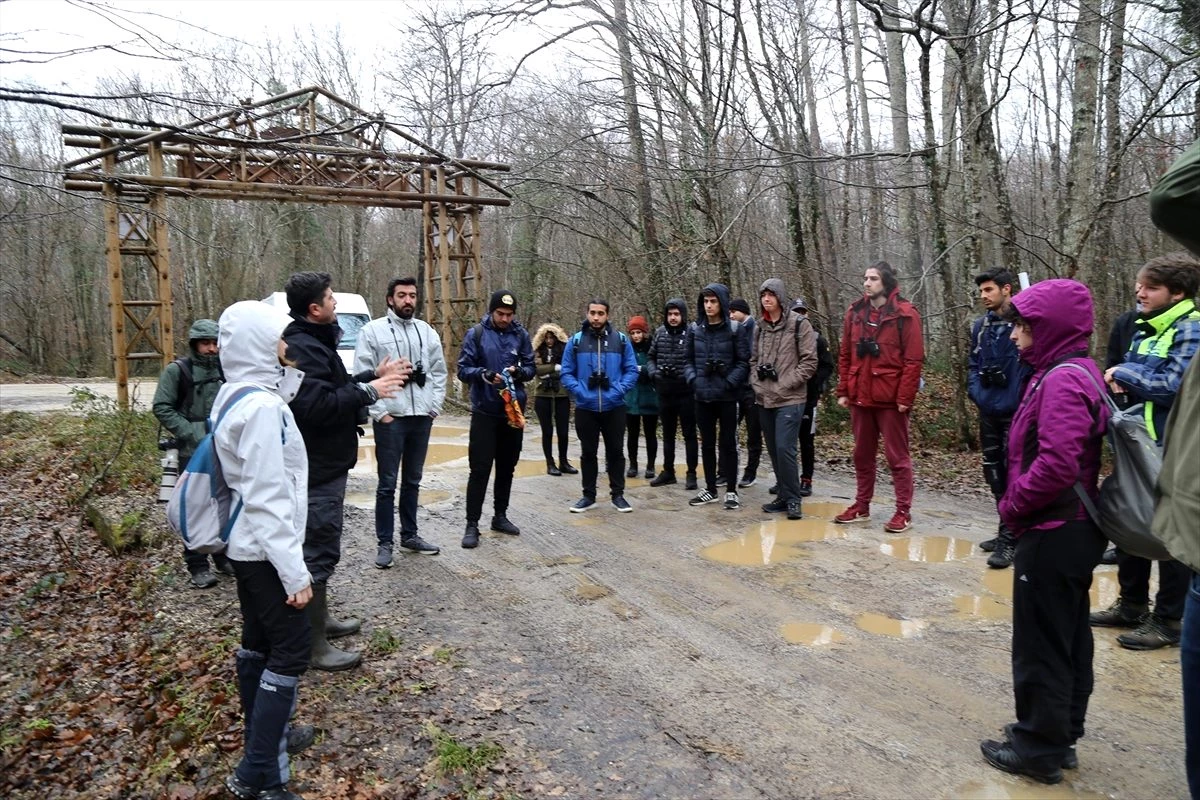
[
  {"xmin": 660, "ymin": 364, "xmax": 678, "ymax": 378},
  {"xmin": 587, "ymin": 372, "xmax": 611, "ymax": 390},
  {"xmin": 756, "ymin": 363, "xmax": 779, "ymax": 382},
  {"xmin": 979, "ymin": 366, "xmax": 1008, "ymax": 388},
  {"xmin": 539, "ymin": 375, "xmax": 560, "ymax": 392},
  {"xmin": 704, "ymin": 358, "xmax": 727, "ymax": 376},
  {"xmin": 410, "ymin": 361, "xmax": 428, "ymax": 388},
  {"xmin": 157, "ymin": 438, "xmax": 180, "ymax": 451},
  {"xmin": 856, "ymin": 338, "xmax": 881, "ymax": 358}
]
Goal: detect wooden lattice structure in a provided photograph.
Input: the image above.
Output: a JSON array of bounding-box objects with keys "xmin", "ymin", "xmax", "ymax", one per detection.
[{"xmin": 61, "ymin": 86, "xmax": 510, "ymax": 407}]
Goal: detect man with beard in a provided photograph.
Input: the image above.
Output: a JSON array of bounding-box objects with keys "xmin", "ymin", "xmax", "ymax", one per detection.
[
  {"xmin": 647, "ymin": 299, "xmax": 699, "ymax": 490},
  {"xmin": 283, "ymin": 271, "xmax": 408, "ymax": 671},
  {"xmin": 354, "ymin": 277, "xmax": 448, "ymax": 566}
]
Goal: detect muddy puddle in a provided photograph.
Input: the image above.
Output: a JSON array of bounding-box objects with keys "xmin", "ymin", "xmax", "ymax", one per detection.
[
  {"xmin": 881, "ymin": 536, "xmax": 975, "ymax": 562},
  {"xmin": 981, "ymin": 567, "xmax": 1120, "ymax": 610},
  {"xmin": 780, "ymin": 622, "xmax": 846, "ymax": 646},
  {"xmin": 344, "ymin": 489, "xmax": 452, "ymax": 510},
  {"xmin": 954, "ymin": 776, "xmax": 1106, "ymax": 799},
  {"xmin": 700, "ymin": 502, "xmax": 850, "ymax": 566},
  {"xmin": 855, "ymin": 612, "xmax": 927, "ymax": 638}
]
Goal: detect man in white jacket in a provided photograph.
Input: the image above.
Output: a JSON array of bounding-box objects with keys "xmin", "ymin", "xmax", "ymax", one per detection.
[
  {"xmin": 354, "ymin": 277, "xmax": 448, "ymax": 565},
  {"xmin": 215, "ymin": 301, "xmax": 313, "ymax": 800}
]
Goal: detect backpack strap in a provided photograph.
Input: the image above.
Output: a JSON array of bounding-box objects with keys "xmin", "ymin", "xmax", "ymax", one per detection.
[
  {"xmin": 209, "ymin": 386, "xmax": 263, "ymax": 434},
  {"xmin": 173, "ymin": 357, "xmax": 194, "ymax": 415}
]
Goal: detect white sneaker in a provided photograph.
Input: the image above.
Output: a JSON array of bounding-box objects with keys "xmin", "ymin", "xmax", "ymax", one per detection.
[{"xmin": 724, "ymin": 492, "xmax": 740, "ymax": 510}]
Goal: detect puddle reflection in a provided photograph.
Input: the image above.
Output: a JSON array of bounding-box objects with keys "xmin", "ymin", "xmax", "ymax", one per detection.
[
  {"xmin": 954, "ymin": 595, "xmax": 1012, "ymax": 620},
  {"xmin": 855, "ymin": 612, "xmax": 927, "ymax": 638},
  {"xmin": 981, "ymin": 568, "xmax": 1120, "ymax": 610},
  {"xmin": 781, "ymin": 622, "xmax": 846, "ymax": 645},
  {"xmin": 881, "ymin": 536, "xmax": 975, "ymax": 562},
  {"xmin": 700, "ymin": 504, "xmax": 850, "ymax": 566}
]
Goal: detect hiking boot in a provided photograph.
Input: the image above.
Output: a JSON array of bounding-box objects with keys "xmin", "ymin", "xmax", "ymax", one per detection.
[
  {"xmin": 569, "ymin": 497, "xmax": 596, "ymax": 513},
  {"xmin": 286, "ymin": 724, "xmax": 316, "ymax": 754},
  {"xmin": 461, "ymin": 525, "xmax": 480, "ymax": 548},
  {"xmin": 375, "ymin": 544, "xmax": 393, "ymax": 569},
  {"xmin": 883, "ymin": 511, "xmax": 912, "ymax": 533},
  {"xmin": 723, "ymin": 492, "xmax": 740, "ymax": 510},
  {"xmin": 226, "ymin": 775, "xmax": 305, "ymax": 800},
  {"xmin": 259, "ymin": 788, "xmax": 304, "ymax": 800},
  {"xmin": 650, "ymin": 471, "xmax": 677, "ymax": 487},
  {"xmin": 1089, "ymin": 599, "xmax": 1149, "ymax": 628},
  {"xmin": 684, "ymin": 472, "xmax": 698, "ymax": 491},
  {"xmin": 1117, "ymin": 614, "xmax": 1182, "ymax": 650},
  {"xmin": 768, "ymin": 484, "xmax": 778, "ymax": 495},
  {"xmin": 400, "ymin": 534, "xmax": 441, "ymax": 554},
  {"xmin": 189, "ymin": 569, "xmax": 218, "ymax": 589},
  {"xmin": 547, "ymin": 461, "xmax": 562, "ymax": 476},
  {"xmin": 786, "ymin": 500, "xmax": 803, "ymax": 520},
  {"xmin": 979, "ymin": 537, "xmax": 998, "ymax": 553},
  {"xmin": 644, "ymin": 468, "xmax": 656, "ymax": 479},
  {"xmin": 689, "ymin": 489, "xmax": 718, "ymax": 506},
  {"xmin": 1003, "ymin": 723, "xmax": 1077, "ymax": 769},
  {"xmin": 213, "ymin": 555, "xmax": 236, "ymax": 577},
  {"xmin": 559, "ymin": 461, "xmax": 579, "ymax": 475},
  {"xmin": 626, "ymin": 463, "xmax": 638, "ymax": 478},
  {"xmin": 1100, "ymin": 546, "xmax": 1119, "ymax": 565},
  {"xmin": 738, "ymin": 470, "xmax": 757, "ymax": 488},
  {"xmin": 798, "ymin": 477, "xmax": 812, "ymax": 497},
  {"xmin": 987, "ymin": 539, "xmax": 1015, "ymax": 569},
  {"xmin": 612, "ymin": 496, "xmax": 633, "ymax": 512},
  {"xmin": 980, "ymin": 739, "xmax": 1062, "ymax": 785},
  {"xmin": 834, "ymin": 505, "xmax": 870, "ymax": 524},
  {"xmin": 490, "ymin": 516, "xmax": 521, "ymax": 535},
  {"xmin": 762, "ymin": 498, "xmax": 788, "ymax": 513}
]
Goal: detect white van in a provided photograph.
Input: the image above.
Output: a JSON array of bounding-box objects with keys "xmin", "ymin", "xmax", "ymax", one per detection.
[{"xmin": 262, "ymin": 291, "xmax": 372, "ymax": 374}]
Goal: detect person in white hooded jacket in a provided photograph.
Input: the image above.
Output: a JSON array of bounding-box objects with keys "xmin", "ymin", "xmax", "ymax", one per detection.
[
  {"xmin": 216, "ymin": 300, "xmax": 313, "ymax": 800},
  {"xmin": 353, "ymin": 277, "xmax": 448, "ymax": 565}
]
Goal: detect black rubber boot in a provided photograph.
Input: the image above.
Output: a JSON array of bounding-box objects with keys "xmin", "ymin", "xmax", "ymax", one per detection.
[
  {"xmin": 306, "ymin": 585, "xmax": 361, "ymax": 671},
  {"xmin": 321, "ymin": 585, "xmax": 361, "ymax": 640}
]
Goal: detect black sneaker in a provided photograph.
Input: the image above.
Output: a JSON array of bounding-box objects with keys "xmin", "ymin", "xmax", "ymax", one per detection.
[
  {"xmin": 689, "ymin": 489, "xmax": 718, "ymax": 506},
  {"xmin": 559, "ymin": 462, "xmax": 579, "ymax": 475},
  {"xmin": 212, "ymin": 556, "xmax": 236, "ymax": 577},
  {"xmin": 684, "ymin": 472, "xmax": 698, "ymax": 491},
  {"xmin": 762, "ymin": 498, "xmax": 788, "ymax": 513},
  {"xmin": 490, "ymin": 516, "xmax": 521, "ymax": 535},
  {"xmin": 768, "ymin": 484, "xmax": 778, "ymax": 495},
  {"xmin": 461, "ymin": 525, "xmax": 480, "ymax": 549},
  {"xmin": 723, "ymin": 492, "xmax": 740, "ymax": 510},
  {"xmin": 987, "ymin": 539, "xmax": 1015, "ymax": 569},
  {"xmin": 1089, "ymin": 599, "xmax": 1149, "ymax": 628},
  {"xmin": 738, "ymin": 471, "xmax": 756, "ymax": 488},
  {"xmin": 612, "ymin": 496, "xmax": 632, "ymax": 513},
  {"xmin": 1100, "ymin": 546, "xmax": 1119, "ymax": 565},
  {"xmin": 375, "ymin": 544, "xmax": 394, "ymax": 568},
  {"xmin": 644, "ymin": 468, "xmax": 655, "ymax": 479},
  {"xmin": 649, "ymin": 472, "xmax": 677, "ymax": 487},
  {"xmin": 625, "ymin": 465, "xmax": 638, "ymax": 478},
  {"xmin": 189, "ymin": 570, "xmax": 218, "ymax": 589},
  {"xmin": 547, "ymin": 462, "xmax": 562, "ymax": 476},
  {"xmin": 798, "ymin": 478, "xmax": 812, "ymax": 497},
  {"xmin": 980, "ymin": 739, "xmax": 1062, "ymax": 785},
  {"xmin": 400, "ymin": 535, "xmax": 441, "ymax": 554},
  {"xmin": 786, "ymin": 500, "xmax": 803, "ymax": 520},
  {"xmin": 570, "ymin": 497, "xmax": 596, "ymax": 513},
  {"xmin": 1117, "ymin": 614, "xmax": 1182, "ymax": 650},
  {"xmin": 979, "ymin": 537, "xmax": 998, "ymax": 553},
  {"xmin": 287, "ymin": 724, "xmax": 316, "ymax": 754},
  {"xmin": 1003, "ymin": 723, "xmax": 1077, "ymax": 769}
]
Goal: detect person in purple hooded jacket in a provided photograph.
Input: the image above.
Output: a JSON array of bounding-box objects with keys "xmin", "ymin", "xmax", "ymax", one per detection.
[{"xmin": 978, "ymin": 279, "xmax": 1111, "ymax": 786}]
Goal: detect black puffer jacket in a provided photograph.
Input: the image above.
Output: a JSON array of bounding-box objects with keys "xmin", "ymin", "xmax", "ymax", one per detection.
[
  {"xmin": 648, "ymin": 297, "xmax": 691, "ymax": 396},
  {"xmin": 684, "ymin": 283, "xmax": 751, "ymax": 403},
  {"xmin": 283, "ymin": 316, "xmax": 376, "ymax": 486}
]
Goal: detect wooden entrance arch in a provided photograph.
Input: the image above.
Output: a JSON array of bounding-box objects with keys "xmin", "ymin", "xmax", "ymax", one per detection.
[{"xmin": 61, "ymin": 86, "xmax": 511, "ymax": 407}]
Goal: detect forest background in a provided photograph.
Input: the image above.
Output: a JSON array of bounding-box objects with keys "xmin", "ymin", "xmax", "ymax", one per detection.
[{"xmin": 1, "ymin": 0, "xmax": 1197, "ymax": 449}]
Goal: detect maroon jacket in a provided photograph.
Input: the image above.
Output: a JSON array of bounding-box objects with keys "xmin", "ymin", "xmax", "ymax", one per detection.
[
  {"xmin": 836, "ymin": 288, "xmax": 924, "ymax": 409},
  {"xmin": 998, "ymin": 279, "xmax": 1110, "ymax": 535}
]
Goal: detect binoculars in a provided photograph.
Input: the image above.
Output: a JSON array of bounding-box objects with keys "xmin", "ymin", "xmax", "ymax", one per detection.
[
  {"xmin": 979, "ymin": 366, "xmax": 1009, "ymax": 388},
  {"xmin": 856, "ymin": 338, "xmax": 881, "ymax": 358},
  {"xmin": 659, "ymin": 364, "xmax": 679, "ymax": 378},
  {"xmin": 756, "ymin": 363, "xmax": 779, "ymax": 382},
  {"xmin": 704, "ymin": 359, "xmax": 727, "ymax": 376},
  {"xmin": 410, "ymin": 361, "xmax": 427, "ymax": 388},
  {"xmin": 587, "ymin": 372, "xmax": 611, "ymax": 390}
]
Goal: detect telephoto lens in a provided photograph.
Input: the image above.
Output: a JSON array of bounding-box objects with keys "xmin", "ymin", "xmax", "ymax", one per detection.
[{"xmin": 158, "ymin": 448, "xmax": 180, "ymax": 503}]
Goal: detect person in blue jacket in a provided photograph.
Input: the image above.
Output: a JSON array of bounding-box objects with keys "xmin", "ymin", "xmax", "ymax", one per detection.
[
  {"xmin": 967, "ymin": 268, "xmax": 1030, "ymax": 569},
  {"xmin": 561, "ymin": 298, "xmax": 640, "ymax": 513},
  {"xmin": 456, "ymin": 290, "xmax": 536, "ymax": 549}
]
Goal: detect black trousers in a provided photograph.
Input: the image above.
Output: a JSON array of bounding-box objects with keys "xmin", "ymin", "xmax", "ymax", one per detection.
[
  {"xmin": 576, "ymin": 407, "xmax": 627, "ymax": 499},
  {"xmin": 696, "ymin": 399, "xmax": 738, "ymax": 494},
  {"xmin": 736, "ymin": 396, "xmax": 763, "ymax": 472},
  {"xmin": 799, "ymin": 401, "xmax": 816, "ymax": 480},
  {"xmin": 626, "ymin": 413, "xmax": 658, "ymax": 469},
  {"xmin": 979, "ymin": 414, "xmax": 1012, "ymax": 506},
  {"xmin": 534, "ymin": 396, "xmax": 571, "ymax": 464},
  {"xmin": 1010, "ymin": 521, "xmax": 1106, "ymax": 770},
  {"xmin": 466, "ymin": 412, "xmax": 524, "ymax": 524},
  {"xmin": 659, "ymin": 391, "xmax": 698, "ymax": 475},
  {"xmin": 1117, "ymin": 551, "xmax": 1190, "ymax": 620},
  {"xmin": 304, "ymin": 474, "xmax": 347, "ymax": 584},
  {"xmin": 231, "ymin": 560, "xmax": 311, "ymax": 677}
]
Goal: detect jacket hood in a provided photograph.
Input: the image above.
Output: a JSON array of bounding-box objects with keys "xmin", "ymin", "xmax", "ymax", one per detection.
[
  {"xmin": 662, "ymin": 298, "xmax": 689, "ymax": 328},
  {"xmin": 532, "ymin": 323, "xmax": 569, "ymax": 351},
  {"xmin": 1010, "ymin": 279, "xmax": 1094, "ymax": 370},
  {"xmin": 219, "ymin": 301, "xmax": 294, "ymax": 388},
  {"xmin": 758, "ymin": 278, "xmax": 788, "ymax": 319},
  {"xmin": 697, "ymin": 283, "xmax": 731, "ymax": 328}
]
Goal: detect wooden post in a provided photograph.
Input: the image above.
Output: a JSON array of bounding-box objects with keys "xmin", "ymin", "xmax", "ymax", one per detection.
[
  {"xmin": 148, "ymin": 142, "xmax": 174, "ymax": 367},
  {"xmin": 101, "ymin": 145, "xmax": 129, "ymax": 409}
]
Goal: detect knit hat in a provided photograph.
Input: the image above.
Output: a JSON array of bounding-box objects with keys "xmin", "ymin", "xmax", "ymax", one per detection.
[
  {"xmin": 488, "ymin": 289, "xmax": 517, "ymax": 313},
  {"xmin": 627, "ymin": 315, "xmax": 650, "ymax": 334},
  {"xmin": 728, "ymin": 298, "xmax": 752, "ymax": 315},
  {"xmin": 791, "ymin": 296, "xmax": 808, "ymax": 312}
]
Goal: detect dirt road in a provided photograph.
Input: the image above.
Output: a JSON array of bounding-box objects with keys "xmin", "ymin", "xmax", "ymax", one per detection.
[{"xmin": 330, "ymin": 417, "xmax": 1185, "ymax": 799}]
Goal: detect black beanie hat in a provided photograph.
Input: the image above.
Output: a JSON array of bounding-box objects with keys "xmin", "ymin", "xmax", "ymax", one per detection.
[
  {"xmin": 728, "ymin": 298, "xmax": 751, "ymax": 315},
  {"xmin": 489, "ymin": 289, "xmax": 516, "ymax": 313}
]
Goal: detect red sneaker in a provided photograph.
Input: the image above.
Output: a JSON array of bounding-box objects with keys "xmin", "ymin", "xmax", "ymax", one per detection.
[
  {"xmin": 834, "ymin": 505, "xmax": 870, "ymax": 524},
  {"xmin": 884, "ymin": 511, "xmax": 912, "ymax": 533}
]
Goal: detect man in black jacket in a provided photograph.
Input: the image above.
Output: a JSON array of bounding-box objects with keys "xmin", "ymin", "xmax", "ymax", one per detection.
[
  {"xmin": 647, "ymin": 298, "xmax": 699, "ymax": 489},
  {"xmin": 283, "ymin": 271, "xmax": 408, "ymax": 671},
  {"xmin": 791, "ymin": 297, "xmax": 834, "ymax": 497}
]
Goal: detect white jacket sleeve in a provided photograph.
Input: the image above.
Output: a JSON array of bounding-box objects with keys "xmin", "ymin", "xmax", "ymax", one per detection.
[
  {"xmin": 427, "ymin": 327, "xmax": 448, "ymax": 414},
  {"xmin": 353, "ymin": 321, "xmax": 389, "ymax": 421},
  {"xmin": 222, "ymin": 402, "xmax": 312, "ymax": 596}
]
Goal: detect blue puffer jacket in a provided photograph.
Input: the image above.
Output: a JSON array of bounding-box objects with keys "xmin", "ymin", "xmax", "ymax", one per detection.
[
  {"xmin": 967, "ymin": 310, "xmax": 1029, "ymax": 417},
  {"xmin": 456, "ymin": 315, "xmax": 536, "ymax": 418},
  {"xmin": 684, "ymin": 283, "xmax": 751, "ymax": 403},
  {"xmin": 562, "ymin": 321, "xmax": 639, "ymax": 413}
]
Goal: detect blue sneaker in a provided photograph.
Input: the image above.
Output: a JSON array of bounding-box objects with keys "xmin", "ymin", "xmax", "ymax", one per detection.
[
  {"xmin": 570, "ymin": 497, "xmax": 596, "ymax": 513},
  {"xmin": 612, "ymin": 496, "xmax": 632, "ymax": 512}
]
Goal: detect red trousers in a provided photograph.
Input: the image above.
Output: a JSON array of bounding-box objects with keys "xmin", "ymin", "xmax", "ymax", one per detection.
[{"xmin": 850, "ymin": 405, "xmax": 913, "ymax": 513}]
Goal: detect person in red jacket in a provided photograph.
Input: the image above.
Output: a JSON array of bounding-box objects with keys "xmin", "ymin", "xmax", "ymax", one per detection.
[{"xmin": 834, "ymin": 261, "xmax": 925, "ymax": 532}]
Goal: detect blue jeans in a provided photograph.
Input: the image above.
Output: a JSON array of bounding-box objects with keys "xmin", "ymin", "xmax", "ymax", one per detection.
[
  {"xmin": 1184, "ymin": 572, "xmax": 1200, "ymax": 799},
  {"xmin": 373, "ymin": 415, "xmax": 433, "ymax": 544},
  {"xmin": 760, "ymin": 403, "xmax": 804, "ymax": 502}
]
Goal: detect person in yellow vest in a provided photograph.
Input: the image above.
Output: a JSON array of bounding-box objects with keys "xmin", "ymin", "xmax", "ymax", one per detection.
[{"xmin": 1090, "ymin": 254, "xmax": 1200, "ymax": 650}]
